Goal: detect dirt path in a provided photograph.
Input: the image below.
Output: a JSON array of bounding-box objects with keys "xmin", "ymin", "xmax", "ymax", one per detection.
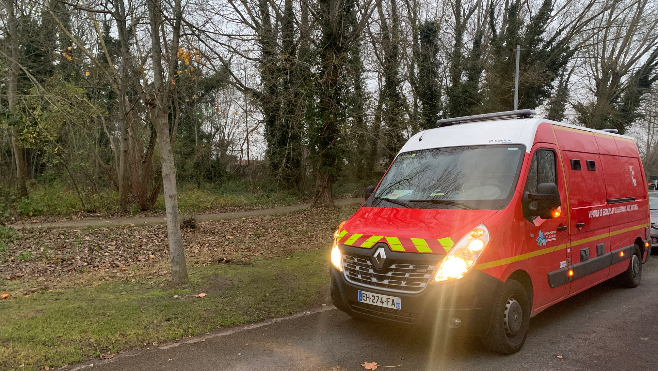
[{"xmin": 8, "ymin": 198, "xmax": 363, "ymax": 230}]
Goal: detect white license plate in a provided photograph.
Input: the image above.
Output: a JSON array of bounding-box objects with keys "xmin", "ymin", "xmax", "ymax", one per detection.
[{"xmin": 358, "ymin": 290, "xmax": 401, "ymax": 310}]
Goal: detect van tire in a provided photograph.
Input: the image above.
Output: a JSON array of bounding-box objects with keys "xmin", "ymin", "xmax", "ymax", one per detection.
[
  {"xmin": 617, "ymin": 245, "xmax": 642, "ymax": 288},
  {"xmin": 481, "ymin": 279, "xmax": 530, "ymax": 354}
]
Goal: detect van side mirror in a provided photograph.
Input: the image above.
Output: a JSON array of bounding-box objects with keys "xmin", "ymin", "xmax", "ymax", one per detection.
[
  {"xmin": 523, "ymin": 183, "xmax": 561, "ymax": 220},
  {"xmin": 365, "ymin": 185, "xmax": 376, "ymax": 201}
]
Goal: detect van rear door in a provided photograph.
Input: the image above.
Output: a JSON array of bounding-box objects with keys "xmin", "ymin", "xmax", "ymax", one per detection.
[{"xmin": 553, "ymin": 127, "xmax": 612, "ymax": 295}]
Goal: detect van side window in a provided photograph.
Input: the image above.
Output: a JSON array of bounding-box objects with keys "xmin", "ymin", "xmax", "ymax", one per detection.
[
  {"xmin": 524, "ymin": 149, "xmax": 557, "ymax": 195},
  {"xmin": 571, "ymin": 159, "xmax": 581, "ymax": 170},
  {"xmin": 586, "ymin": 160, "xmax": 596, "ymax": 171}
]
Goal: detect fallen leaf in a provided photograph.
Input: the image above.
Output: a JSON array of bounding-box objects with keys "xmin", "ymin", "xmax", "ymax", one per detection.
[
  {"xmin": 641, "ymin": 337, "xmax": 649, "ymax": 341},
  {"xmin": 198, "ymin": 293, "xmax": 207, "ymax": 298},
  {"xmin": 100, "ymin": 353, "xmax": 115, "ymax": 359},
  {"xmin": 1, "ymin": 293, "xmax": 9, "ymax": 299},
  {"xmin": 362, "ymin": 362, "xmax": 378, "ymax": 370},
  {"xmin": 556, "ymin": 355, "xmax": 563, "ymax": 359}
]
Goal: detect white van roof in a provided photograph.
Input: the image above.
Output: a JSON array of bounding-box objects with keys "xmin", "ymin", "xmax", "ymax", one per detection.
[{"xmin": 400, "ymin": 114, "xmax": 635, "ymax": 154}]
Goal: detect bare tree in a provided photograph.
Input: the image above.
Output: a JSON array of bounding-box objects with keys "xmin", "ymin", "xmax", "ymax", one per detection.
[
  {"xmin": 147, "ymin": 0, "xmax": 188, "ymax": 284},
  {"xmin": 574, "ymin": 0, "xmax": 658, "ymax": 133}
]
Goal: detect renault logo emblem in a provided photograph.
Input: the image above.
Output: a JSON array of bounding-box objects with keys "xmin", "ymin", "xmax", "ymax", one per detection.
[{"xmin": 372, "ymin": 247, "xmax": 387, "ymax": 270}]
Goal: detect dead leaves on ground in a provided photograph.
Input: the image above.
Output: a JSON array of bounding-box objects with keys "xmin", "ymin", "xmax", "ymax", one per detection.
[{"xmin": 0, "ymin": 206, "xmax": 358, "ymax": 287}]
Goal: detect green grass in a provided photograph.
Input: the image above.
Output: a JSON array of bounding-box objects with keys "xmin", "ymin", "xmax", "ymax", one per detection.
[
  {"xmin": 161, "ymin": 180, "xmax": 302, "ymax": 214},
  {"xmin": 0, "ymin": 248, "xmax": 332, "ymax": 370},
  {"xmin": 2, "ymin": 179, "xmax": 303, "ymax": 219}
]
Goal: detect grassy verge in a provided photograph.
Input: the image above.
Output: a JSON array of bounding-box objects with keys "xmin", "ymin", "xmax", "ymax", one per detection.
[
  {"xmin": 0, "ymin": 248, "xmax": 332, "ymax": 370},
  {"xmin": 1, "ymin": 179, "xmax": 303, "ymax": 220}
]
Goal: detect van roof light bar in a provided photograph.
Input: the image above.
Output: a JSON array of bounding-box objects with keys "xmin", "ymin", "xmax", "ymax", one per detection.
[{"xmin": 436, "ymin": 109, "xmax": 536, "ymax": 127}]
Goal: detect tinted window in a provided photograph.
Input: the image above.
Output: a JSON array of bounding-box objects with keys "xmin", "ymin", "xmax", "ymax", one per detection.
[
  {"xmin": 368, "ymin": 145, "xmax": 525, "ymax": 210},
  {"xmin": 524, "ymin": 149, "xmax": 557, "ymax": 194}
]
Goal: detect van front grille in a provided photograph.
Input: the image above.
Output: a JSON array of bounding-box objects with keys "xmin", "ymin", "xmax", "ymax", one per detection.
[{"xmin": 342, "ymin": 253, "xmax": 437, "ymax": 294}]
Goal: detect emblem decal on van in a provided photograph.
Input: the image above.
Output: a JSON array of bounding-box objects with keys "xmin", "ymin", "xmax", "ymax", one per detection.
[
  {"xmin": 536, "ymin": 231, "xmax": 547, "ymax": 246},
  {"xmin": 536, "ymin": 231, "xmax": 556, "ymax": 246},
  {"xmin": 488, "ymin": 139, "xmax": 512, "ymax": 143},
  {"xmin": 629, "ymin": 166, "xmax": 637, "ymax": 186}
]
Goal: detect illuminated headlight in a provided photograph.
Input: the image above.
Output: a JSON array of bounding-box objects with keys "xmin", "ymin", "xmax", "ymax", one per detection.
[
  {"xmin": 434, "ymin": 224, "xmax": 490, "ymax": 281},
  {"xmin": 331, "ymin": 245, "xmax": 343, "ymax": 272}
]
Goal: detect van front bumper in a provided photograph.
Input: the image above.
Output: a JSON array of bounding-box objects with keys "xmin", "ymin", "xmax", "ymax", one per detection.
[{"xmin": 330, "ymin": 250, "xmax": 503, "ymax": 336}]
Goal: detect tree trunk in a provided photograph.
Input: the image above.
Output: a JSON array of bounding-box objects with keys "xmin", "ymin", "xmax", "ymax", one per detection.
[
  {"xmin": 147, "ymin": 0, "xmax": 188, "ymax": 284},
  {"xmin": 118, "ymin": 94, "xmax": 130, "ymax": 211},
  {"xmin": 314, "ymin": 172, "xmax": 333, "ymax": 206},
  {"xmin": 6, "ymin": 0, "xmax": 28, "ymax": 197}
]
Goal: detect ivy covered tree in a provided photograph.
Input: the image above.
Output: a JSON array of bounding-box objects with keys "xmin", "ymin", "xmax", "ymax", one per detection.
[
  {"xmin": 417, "ymin": 21, "xmax": 441, "ymax": 130},
  {"xmin": 482, "ymin": 0, "xmax": 573, "ymax": 112}
]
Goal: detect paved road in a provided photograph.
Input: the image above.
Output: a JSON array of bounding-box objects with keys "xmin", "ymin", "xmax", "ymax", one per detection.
[
  {"xmin": 64, "ymin": 257, "xmax": 658, "ymax": 371},
  {"xmin": 10, "ymin": 198, "xmax": 363, "ymax": 230}
]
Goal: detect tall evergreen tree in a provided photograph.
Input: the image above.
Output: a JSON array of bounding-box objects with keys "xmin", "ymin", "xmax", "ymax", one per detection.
[
  {"xmin": 483, "ymin": 0, "xmax": 573, "ymax": 112},
  {"xmin": 379, "ymin": 0, "xmax": 406, "ymax": 160},
  {"xmin": 417, "ymin": 21, "xmax": 440, "ymax": 130}
]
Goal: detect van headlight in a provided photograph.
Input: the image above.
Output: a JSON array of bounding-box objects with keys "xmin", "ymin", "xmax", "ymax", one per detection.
[
  {"xmin": 434, "ymin": 224, "xmax": 490, "ymax": 281},
  {"xmin": 331, "ymin": 245, "xmax": 343, "ymax": 272}
]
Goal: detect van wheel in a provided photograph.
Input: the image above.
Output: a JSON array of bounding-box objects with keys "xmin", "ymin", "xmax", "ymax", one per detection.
[
  {"xmin": 618, "ymin": 245, "xmax": 642, "ymax": 288},
  {"xmin": 481, "ymin": 279, "xmax": 530, "ymax": 354}
]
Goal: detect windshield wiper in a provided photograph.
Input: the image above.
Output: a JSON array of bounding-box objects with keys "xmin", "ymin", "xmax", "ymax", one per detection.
[
  {"xmin": 373, "ymin": 196, "xmax": 410, "ymax": 208},
  {"xmin": 408, "ymin": 199, "xmax": 475, "ymax": 210}
]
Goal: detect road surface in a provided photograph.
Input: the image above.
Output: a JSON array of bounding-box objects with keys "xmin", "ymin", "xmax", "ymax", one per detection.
[{"xmin": 64, "ymin": 257, "xmax": 658, "ymax": 371}]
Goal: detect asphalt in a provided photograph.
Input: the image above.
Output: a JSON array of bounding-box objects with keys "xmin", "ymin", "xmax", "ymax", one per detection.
[
  {"xmin": 62, "ymin": 256, "xmax": 658, "ymax": 371},
  {"xmin": 9, "ymin": 198, "xmax": 363, "ymax": 230}
]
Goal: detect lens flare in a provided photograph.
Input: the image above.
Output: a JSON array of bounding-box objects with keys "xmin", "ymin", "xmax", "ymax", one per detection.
[
  {"xmin": 468, "ymin": 239, "xmax": 485, "ymax": 251},
  {"xmin": 435, "ymin": 256, "xmax": 468, "ymax": 280},
  {"xmin": 331, "ymin": 245, "xmax": 343, "ymax": 272}
]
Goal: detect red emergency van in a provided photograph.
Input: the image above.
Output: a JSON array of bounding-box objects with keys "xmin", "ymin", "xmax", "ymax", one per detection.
[{"xmin": 329, "ymin": 110, "xmax": 650, "ymax": 354}]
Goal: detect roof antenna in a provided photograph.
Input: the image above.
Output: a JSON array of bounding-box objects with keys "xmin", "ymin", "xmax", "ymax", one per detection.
[{"xmin": 418, "ymin": 131, "xmax": 426, "ymax": 142}]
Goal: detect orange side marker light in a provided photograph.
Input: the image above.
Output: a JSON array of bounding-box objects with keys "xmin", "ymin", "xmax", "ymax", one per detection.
[
  {"xmin": 620, "ymin": 251, "xmax": 624, "ymax": 257},
  {"xmin": 645, "ymin": 242, "xmax": 650, "ymax": 248},
  {"xmin": 470, "ymin": 228, "xmax": 485, "ymax": 238},
  {"xmin": 568, "ymin": 270, "xmax": 574, "ymax": 277},
  {"xmin": 552, "ymin": 208, "xmax": 561, "ymax": 218}
]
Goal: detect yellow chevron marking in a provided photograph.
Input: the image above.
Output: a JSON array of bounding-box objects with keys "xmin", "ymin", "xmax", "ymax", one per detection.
[
  {"xmin": 410, "ymin": 238, "xmax": 431, "ymax": 253},
  {"xmin": 337, "ymin": 230, "xmax": 348, "ymax": 241},
  {"xmin": 385, "ymin": 237, "xmax": 405, "ymax": 251},
  {"xmin": 360, "ymin": 235, "xmax": 383, "ymax": 248},
  {"xmin": 344, "ymin": 233, "xmax": 363, "ymax": 246},
  {"xmin": 438, "ymin": 237, "xmax": 454, "ymax": 253}
]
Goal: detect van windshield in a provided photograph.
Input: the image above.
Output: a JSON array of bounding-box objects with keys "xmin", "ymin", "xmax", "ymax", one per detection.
[{"xmin": 369, "ymin": 145, "xmax": 526, "ymax": 210}]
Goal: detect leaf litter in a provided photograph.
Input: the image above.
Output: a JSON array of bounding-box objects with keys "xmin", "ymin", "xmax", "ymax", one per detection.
[{"xmin": 0, "ymin": 205, "xmax": 358, "ymax": 294}]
